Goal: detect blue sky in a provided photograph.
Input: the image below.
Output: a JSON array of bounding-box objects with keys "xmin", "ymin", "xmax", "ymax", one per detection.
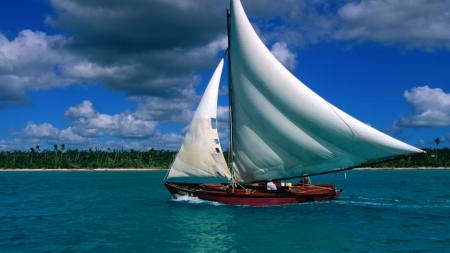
[{"xmin": 1, "ymin": 0, "xmax": 449, "ymax": 152}]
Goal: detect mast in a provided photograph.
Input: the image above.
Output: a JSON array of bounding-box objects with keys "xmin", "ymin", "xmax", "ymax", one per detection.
[{"xmin": 227, "ymin": 8, "xmax": 234, "ymax": 178}]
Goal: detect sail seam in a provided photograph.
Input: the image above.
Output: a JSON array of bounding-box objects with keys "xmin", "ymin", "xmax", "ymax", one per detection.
[{"xmin": 324, "ymin": 100, "xmax": 405, "ymax": 155}]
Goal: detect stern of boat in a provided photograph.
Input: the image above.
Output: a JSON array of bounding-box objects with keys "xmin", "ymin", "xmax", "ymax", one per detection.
[{"xmin": 334, "ymin": 188, "xmax": 344, "ymax": 199}]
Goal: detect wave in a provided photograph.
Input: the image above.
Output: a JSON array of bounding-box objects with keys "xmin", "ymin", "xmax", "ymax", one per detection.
[
  {"xmin": 171, "ymin": 194, "xmax": 223, "ymax": 206},
  {"xmin": 336, "ymin": 197, "xmax": 450, "ymax": 209}
]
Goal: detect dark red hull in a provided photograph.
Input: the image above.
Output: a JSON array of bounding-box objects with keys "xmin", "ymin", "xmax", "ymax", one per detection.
[{"xmin": 164, "ymin": 182, "xmax": 343, "ymax": 206}]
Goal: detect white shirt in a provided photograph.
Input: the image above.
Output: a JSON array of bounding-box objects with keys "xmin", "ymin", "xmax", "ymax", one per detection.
[{"xmin": 267, "ymin": 182, "xmax": 277, "ymax": 190}]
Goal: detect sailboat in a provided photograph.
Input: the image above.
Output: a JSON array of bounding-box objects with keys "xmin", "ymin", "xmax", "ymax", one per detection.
[{"xmin": 163, "ymin": 0, "xmax": 424, "ymax": 206}]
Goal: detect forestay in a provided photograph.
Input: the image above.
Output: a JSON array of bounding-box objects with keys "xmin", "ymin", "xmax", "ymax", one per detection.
[
  {"xmin": 229, "ymin": 0, "xmax": 424, "ymax": 182},
  {"xmin": 166, "ymin": 59, "xmax": 231, "ymax": 180}
]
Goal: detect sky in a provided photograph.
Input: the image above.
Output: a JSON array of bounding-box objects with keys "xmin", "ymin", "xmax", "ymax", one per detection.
[{"xmin": 1, "ymin": 0, "xmax": 450, "ymax": 152}]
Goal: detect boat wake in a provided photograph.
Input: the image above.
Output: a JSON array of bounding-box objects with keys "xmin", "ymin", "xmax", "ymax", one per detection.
[
  {"xmin": 336, "ymin": 196, "xmax": 450, "ymax": 209},
  {"xmin": 172, "ymin": 194, "xmax": 223, "ymax": 206}
]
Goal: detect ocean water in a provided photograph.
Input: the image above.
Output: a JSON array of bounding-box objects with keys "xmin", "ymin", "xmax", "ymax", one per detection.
[{"xmin": 1, "ymin": 169, "xmax": 449, "ymax": 253}]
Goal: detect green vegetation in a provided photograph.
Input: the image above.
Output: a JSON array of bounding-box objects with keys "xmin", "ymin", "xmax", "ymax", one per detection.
[
  {"xmin": 0, "ymin": 145, "xmax": 176, "ymax": 169},
  {"xmin": 369, "ymin": 148, "xmax": 450, "ymax": 168},
  {"xmin": 0, "ymin": 146, "xmax": 449, "ymax": 170}
]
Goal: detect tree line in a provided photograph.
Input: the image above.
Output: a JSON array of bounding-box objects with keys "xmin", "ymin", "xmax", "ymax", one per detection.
[
  {"xmin": 0, "ymin": 145, "xmax": 176, "ymax": 169},
  {"xmin": 368, "ymin": 148, "xmax": 450, "ymax": 168},
  {"xmin": 0, "ymin": 146, "xmax": 449, "ymax": 169}
]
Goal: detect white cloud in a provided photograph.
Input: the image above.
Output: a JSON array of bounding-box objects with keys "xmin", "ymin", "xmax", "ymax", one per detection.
[
  {"xmin": 177, "ymin": 36, "xmax": 228, "ymax": 64},
  {"xmin": 57, "ymin": 127, "xmax": 95, "ymax": 145},
  {"xmin": 397, "ymin": 86, "xmax": 450, "ymax": 127},
  {"xmin": 417, "ymin": 139, "xmax": 427, "ymax": 147},
  {"xmin": 65, "ymin": 100, "xmax": 97, "ymax": 118},
  {"xmin": 3, "ymin": 130, "xmax": 184, "ymax": 151},
  {"xmin": 0, "ymin": 28, "xmax": 226, "ymax": 110},
  {"xmin": 157, "ymin": 133, "xmax": 184, "ymax": 148},
  {"xmin": 270, "ymin": 42, "xmax": 297, "ymax": 70},
  {"xmin": 71, "ymin": 118, "xmax": 104, "ymax": 137},
  {"xmin": 241, "ymin": 0, "xmax": 450, "ymax": 51},
  {"xmin": 8, "ymin": 117, "xmax": 180, "ymax": 151},
  {"xmin": 444, "ymin": 133, "xmax": 450, "ymax": 144},
  {"xmin": 0, "ymin": 30, "xmax": 76, "ymax": 107},
  {"xmin": 217, "ymin": 106, "xmax": 229, "ymax": 122},
  {"xmin": 107, "ymin": 114, "xmax": 159, "ymax": 138},
  {"xmin": 71, "ymin": 113, "xmax": 159, "ymax": 139},
  {"xmin": 63, "ymin": 61, "xmax": 136, "ymax": 80},
  {"xmin": 16, "ymin": 99, "xmax": 165, "ymax": 147},
  {"xmin": 334, "ymin": 0, "xmax": 450, "ymax": 49},
  {"xmin": 100, "ymin": 132, "xmax": 184, "ymax": 151},
  {"xmin": 0, "ymin": 138, "xmax": 50, "ymax": 151},
  {"xmin": 21, "ymin": 121, "xmax": 60, "ymax": 139},
  {"xmin": 18, "ymin": 122, "xmax": 93, "ymax": 146},
  {"xmin": 131, "ymin": 85, "xmax": 198, "ymax": 123}
]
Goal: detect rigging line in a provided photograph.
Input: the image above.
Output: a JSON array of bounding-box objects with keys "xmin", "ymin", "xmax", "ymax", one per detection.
[
  {"xmin": 234, "ymin": 180, "xmax": 255, "ymax": 194},
  {"xmin": 248, "ymin": 152, "xmax": 420, "ymax": 183},
  {"xmin": 163, "ymin": 149, "xmax": 180, "ymax": 182},
  {"xmin": 222, "ymin": 48, "xmax": 229, "ymax": 59},
  {"xmin": 324, "ymin": 99, "xmax": 406, "ymax": 155}
]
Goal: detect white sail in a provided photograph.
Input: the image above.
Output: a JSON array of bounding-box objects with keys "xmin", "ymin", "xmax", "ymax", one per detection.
[
  {"xmin": 229, "ymin": 0, "xmax": 424, "ymax": 182},
  {"xmin": 166, "ymin": 59, "xmax": 231, "ymax": 180}
]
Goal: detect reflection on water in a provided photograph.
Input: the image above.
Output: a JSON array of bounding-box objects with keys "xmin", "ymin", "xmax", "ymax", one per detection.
[
  {"xmin": 164, "ymin": 196, "xmax": 350, "ymax": 252},
  {"xmin": 165, "ymin": 197, "xmax": 236, "ymax": 252}
]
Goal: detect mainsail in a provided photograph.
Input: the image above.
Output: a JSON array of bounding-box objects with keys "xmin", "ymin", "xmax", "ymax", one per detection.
[
  {"xmin": 166, "ymin": 58, "xmax": 231, "ymax": 180},
  {"xmin": 228, "ymin": 0, "xmax": 424, "ymax": 182},
  {"xmin": 166, "ymin": 0, "xmax": 424, "ymax": 184}
]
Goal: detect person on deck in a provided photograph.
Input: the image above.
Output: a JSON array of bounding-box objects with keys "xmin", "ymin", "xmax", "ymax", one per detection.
[
  {"xmin": 267, "ymin": 180, "xmax": 277, "ymax": 190},
  {"xmin": 301, "ymin": 174, "xmax": 311, "ymax": 186}
]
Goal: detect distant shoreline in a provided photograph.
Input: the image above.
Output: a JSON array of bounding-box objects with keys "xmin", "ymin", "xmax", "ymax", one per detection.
[
  {"xmin": 0, "ymin": 168, "xmax": 168, "ymax": 171},
  {"xmin": 1, "ymin": 167, "xmax": 449, "ymax": 172}
]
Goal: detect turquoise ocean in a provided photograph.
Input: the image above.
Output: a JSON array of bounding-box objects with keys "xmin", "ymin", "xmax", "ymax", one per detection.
[{"xmin": 1, "ymin": 169, "xmax": 449, "ymax": 252}]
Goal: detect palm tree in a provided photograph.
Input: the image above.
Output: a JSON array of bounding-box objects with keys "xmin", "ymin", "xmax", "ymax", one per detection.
[
  {"xmin": 35, "ymin": 145, "xmax": 40, "ymax": 164},
  {"xmin": 54, "ymin": 144, "xmax": 58, "ymax": 167},
  {"xmin": 30, "ymin": 147, "xmax": 35, "ymax": 164},
  {"xmin": 60, "ymin": 144, "xmax": 65, "ymax": 163},
  {"xmin": 435, "ymin": 138, "xmax": 440, "ymax": 159}
]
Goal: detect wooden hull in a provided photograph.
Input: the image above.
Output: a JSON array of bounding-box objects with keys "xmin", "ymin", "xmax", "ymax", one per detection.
[{"xmin": 164, "ymin": 182, "xmax": 343, "ymax": 206}]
